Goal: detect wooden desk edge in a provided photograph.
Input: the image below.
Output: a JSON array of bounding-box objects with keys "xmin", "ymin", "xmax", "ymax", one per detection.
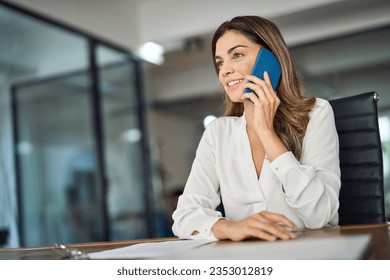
[
  {"xmin": 1, "ymin": 223, "xmax": 389, "ymax": 251},
  {"xmin": 0, "ymin": 223, "xmax": 389, "ymax": 259}
]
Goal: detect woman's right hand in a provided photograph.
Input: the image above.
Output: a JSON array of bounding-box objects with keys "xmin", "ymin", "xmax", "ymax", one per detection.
[{"xmin": 211, "ymin": 211, "xmax": 298, "ymax": 241}]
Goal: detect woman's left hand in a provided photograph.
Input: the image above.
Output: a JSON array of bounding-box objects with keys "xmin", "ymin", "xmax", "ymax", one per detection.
[{"xmin": 240, "ymin": 71, "xmax": 280, "ymax": 134}]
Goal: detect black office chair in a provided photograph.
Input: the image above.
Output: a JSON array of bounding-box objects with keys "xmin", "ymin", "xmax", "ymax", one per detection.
[{"xmin": 329, "ymin": 91, "xmax": 385, "ymax": 225}]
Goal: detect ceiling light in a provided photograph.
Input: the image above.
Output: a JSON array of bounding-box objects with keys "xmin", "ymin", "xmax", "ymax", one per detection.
[{"xmin": 137, "ymin": 42, "xmax": 164, "ymax": 65}]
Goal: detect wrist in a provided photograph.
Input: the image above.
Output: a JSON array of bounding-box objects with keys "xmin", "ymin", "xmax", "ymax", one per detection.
[
  {"xmin": 211, "ymin": 218, "xmax": 232, "ymax": 240},
  {"xmin": 256, "ymin": 128, "xmax": 275, "ymax": 139}
]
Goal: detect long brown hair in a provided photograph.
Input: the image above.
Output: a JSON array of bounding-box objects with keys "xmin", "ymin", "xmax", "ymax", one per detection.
[{"xmin": 211, "ymin": 16, "xmax": 315, "ymax": 160}]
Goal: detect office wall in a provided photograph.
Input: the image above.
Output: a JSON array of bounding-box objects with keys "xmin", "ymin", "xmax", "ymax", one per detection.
[{"xmin": 5, "ymin": 0, "xmax": 140, "ymax": 50}]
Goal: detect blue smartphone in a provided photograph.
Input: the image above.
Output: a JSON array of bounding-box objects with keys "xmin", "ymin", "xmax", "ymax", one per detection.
[{"xmin": 243, "ymin": 48, "xmax": 282, "ymax": 94}]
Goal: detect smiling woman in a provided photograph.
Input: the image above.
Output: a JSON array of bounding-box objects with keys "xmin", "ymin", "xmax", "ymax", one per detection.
[{"xmin": 172, "ymin": 15, "xmax": 341, "ymax": 242}]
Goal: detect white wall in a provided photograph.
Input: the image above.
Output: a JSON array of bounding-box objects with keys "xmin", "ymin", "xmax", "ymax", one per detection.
[
  {"xmin": 137, "ymin": 0, "xmax": 344, "ymax": 46},
  {"xmin": 6, "ymin": 0, "xmax": 140, "ymax": 50},
  {"xmin": 8, "ymin": 0, "xmax": 390, "ymax": 52}
]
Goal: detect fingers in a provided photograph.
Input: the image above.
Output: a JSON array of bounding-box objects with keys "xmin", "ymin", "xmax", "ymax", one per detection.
[
  {"xmin": 246, "ymin": 227, "xmax": 279, "ymax": 241},
  {"xmin": 217, "ymin": 212, "xmax": 299, "ymax": 242},
  {"xmin": 250, "ymin": 212, "xmax": 297, "ymax": 240},
  {"xmin": 240, "ymin": 72, "xmax": 280, "ymax": 109},
  {"xmin": 261, "ymin": 71, "xmax": 274, "ymax": 89},
  {"xmin": 259, "ymin": 211, "xmax": 298, "ymax": 229},
  {"xmin": 232, "ymin": 212, "xmax": 297, "ymax": 242},
  {"xmin": 246, "ymin": 221, "xmax": 294, "ymax": 241},
  {"xmin": 244, "ymin": 72, "xmax": 275, "ymax": 97}
]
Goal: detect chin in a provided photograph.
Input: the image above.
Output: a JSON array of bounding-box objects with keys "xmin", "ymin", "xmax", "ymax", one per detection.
[
  {"xmin": 226, "ymin": 90, "xmax": 243, "ymax": 103},
  {"xmin": 227, "ymin": 94, "xmax": 244, "ymax": 103}
]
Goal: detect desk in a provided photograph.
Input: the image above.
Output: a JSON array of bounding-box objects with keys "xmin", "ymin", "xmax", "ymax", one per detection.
[{"xmin": 0, "ymin": 223, "xmax": 389, "ymax": 260}]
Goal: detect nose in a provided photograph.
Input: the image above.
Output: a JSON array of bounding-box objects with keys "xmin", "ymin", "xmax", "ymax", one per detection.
[{"xmin": 219, "ymin": 62, "xmax": 234, "ymax": 77}]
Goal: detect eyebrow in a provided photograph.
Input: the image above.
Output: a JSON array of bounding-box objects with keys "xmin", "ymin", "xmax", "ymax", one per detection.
[{"xmin": 214, "ymin": 44, "xmax": 248, "ymax": 61}]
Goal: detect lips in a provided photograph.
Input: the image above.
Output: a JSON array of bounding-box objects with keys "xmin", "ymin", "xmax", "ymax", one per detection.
[{"xmin": 227, "ymin": 79, "xmax": 244, "ymax": 87}]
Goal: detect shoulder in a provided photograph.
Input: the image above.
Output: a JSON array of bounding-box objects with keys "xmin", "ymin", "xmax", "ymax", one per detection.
[
  {"xmin": 200, "ymin": 116, "xmax": 243, "ymax": 146},
  {"xmin": 204, "ymin": 116, "xmax": 242, "ymax": 133},
  {"xmin": 310, "ymin": 98, "xmax": 334, "ymax": 120},
  {"xmin": 306, "ymin": 98, "xmax": 337, "ymax": 134},
  {"xmin": 197, "ymin": 116, "xmax": 241, "ymax": 150},
  {"xmin": 312, "ymin": 98, "xmax": 332, "ymax": 112}
]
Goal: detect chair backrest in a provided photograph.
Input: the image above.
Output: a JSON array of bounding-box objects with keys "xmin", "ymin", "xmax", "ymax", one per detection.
[{"xmin": 329, "ymin": 91, "xmax": 385, "ymax": 225}]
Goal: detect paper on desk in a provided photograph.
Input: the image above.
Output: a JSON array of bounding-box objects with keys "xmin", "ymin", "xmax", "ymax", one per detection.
[
  {"xmin": 88, "ymin": 239, "xmax": 214, "ymax": 259},
  {"xmin": 167, "ymin": 234, "xmax": 372, "ymax": 260}
]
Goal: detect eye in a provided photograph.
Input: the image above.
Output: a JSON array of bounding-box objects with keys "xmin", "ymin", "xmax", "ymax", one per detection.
[
  {"xmin": 215, "ymin": 60, "xmax": 223, "ymax": 70},
  {"xmin": 232, "ymin": 52, "xmax": 243, "ymax": 59}
]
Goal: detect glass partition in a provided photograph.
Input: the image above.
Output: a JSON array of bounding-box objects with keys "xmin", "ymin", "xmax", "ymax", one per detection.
[
  {"xmin": 0, "ymin": 3, "xmax": 156, "ymax": 247},
  {"xmin": 13, "ymin": 73, "xmax": 107, "ymax": 246},
  {"xmin": 97, "ymin": 45, "xmax": 154, "ymax": 240}
]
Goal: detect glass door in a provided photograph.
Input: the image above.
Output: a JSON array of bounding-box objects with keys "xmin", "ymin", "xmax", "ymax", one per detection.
[
  {"xmin": 13, "ymin": 73, "xmax": 106, "ymax": 246},
  {"xmin": 97, "ymin": 46, "xmax": 155, "ymax": 240}
]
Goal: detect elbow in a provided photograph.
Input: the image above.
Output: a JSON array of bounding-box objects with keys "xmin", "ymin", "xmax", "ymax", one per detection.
[
  {"xmin": 171, "ymin": 220, "xmax": 191, "ymax": 239},
  {"xmin": 171, "ymin": 208, "xmax": 201, "ymax": 239},
  {"xmin": 171, "ymin": 210, "xmax": 189, "ymax": 239},
  {"xmin": 302, "ymin": 202, "xmax": 339, "ymax": 229},
  {"xmin": 303, "ymin": 213, "xmax": 332, "ymax": 229},
  {"xmin": 304, "ymin": 219, "xmax": 329, "ymax": 229}
]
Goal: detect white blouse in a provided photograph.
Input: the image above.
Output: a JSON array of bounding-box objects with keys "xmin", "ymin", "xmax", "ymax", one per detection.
[{"xmin": 172, "ymin": 98, "xmax": 341, "ymax": 239}]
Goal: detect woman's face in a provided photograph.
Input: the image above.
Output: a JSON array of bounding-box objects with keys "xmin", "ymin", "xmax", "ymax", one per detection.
[{"xmin": 215, "ymin": 30, "xmax": 261, "ymax": 102}]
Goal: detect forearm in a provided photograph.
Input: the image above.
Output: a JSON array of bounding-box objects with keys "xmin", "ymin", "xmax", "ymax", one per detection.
[
  {"xmin": 285, "ymin": 172, "xmax": 340, "ymax": 228},
  {"xmin": 256, "ymin": 129, "xmax": 288, "ymax": 162},
  {"xmin": 270, "ymin": 152, "xmax": 340, "ymax": 228}
]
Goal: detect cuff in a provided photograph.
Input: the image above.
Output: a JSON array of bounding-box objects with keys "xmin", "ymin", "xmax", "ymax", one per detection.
[
  {"xmin": 269, "ymin": 151, "xmax": 299, "ymax": 178},
  {"xmin": 189, "ymin": 216, "xmax": 221, "ymax": 240}
]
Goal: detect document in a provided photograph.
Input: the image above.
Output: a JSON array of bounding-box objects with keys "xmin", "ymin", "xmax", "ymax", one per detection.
[
  {"xmin": 168, "ymin": 234, "xmax": 372, "ymax": 260},
  {"xmin": 88, "ymin": 234, "xmax": 371, "ymax": 260},
  {"xmin": 88, "ymin": 239, "xmax": 214, "ymax": 259}
]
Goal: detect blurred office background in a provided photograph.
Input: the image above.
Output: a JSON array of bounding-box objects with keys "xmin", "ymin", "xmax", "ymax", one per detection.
[{"xmin": 0, "ymin": 0, "xmax": 389, "ymax": 248}]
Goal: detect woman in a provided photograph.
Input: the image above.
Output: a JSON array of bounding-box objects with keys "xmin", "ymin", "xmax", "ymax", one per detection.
[{"xmin": 172, "ymin": 16, "xmax": 340, "ymax": 241}]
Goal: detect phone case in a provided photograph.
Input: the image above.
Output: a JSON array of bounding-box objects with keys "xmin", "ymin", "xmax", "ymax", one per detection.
[{"xmin": 243, "ymin": 48, "xmax": 281, "ymax": 93}]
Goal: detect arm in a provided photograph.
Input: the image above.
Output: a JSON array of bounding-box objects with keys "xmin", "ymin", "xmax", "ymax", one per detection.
[
  {"xmin": 172, "ymin": 122, "xmax": 223, "ymax": 239},
  {"xmin": 270, "ymin": 100, "xmax": 341, "ymax": 228},
  {"xmin": 241, "ymin": 73, "xmax": 340, "ymax": 228}
]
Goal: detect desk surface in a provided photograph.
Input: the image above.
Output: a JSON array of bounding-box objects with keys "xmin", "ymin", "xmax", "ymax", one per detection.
[{"xmin": 0, "ymin": 223, "xmax": 389, "ymax": 260}]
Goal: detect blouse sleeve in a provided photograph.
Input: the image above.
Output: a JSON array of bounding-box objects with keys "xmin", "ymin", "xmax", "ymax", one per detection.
[
  {"xmin": 171, "ymin": 121, "xmax": 222, "ymax": 240},
  {"xmin": 269, "ymin": 99, "xmax": 341, "ymax": 228}
]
